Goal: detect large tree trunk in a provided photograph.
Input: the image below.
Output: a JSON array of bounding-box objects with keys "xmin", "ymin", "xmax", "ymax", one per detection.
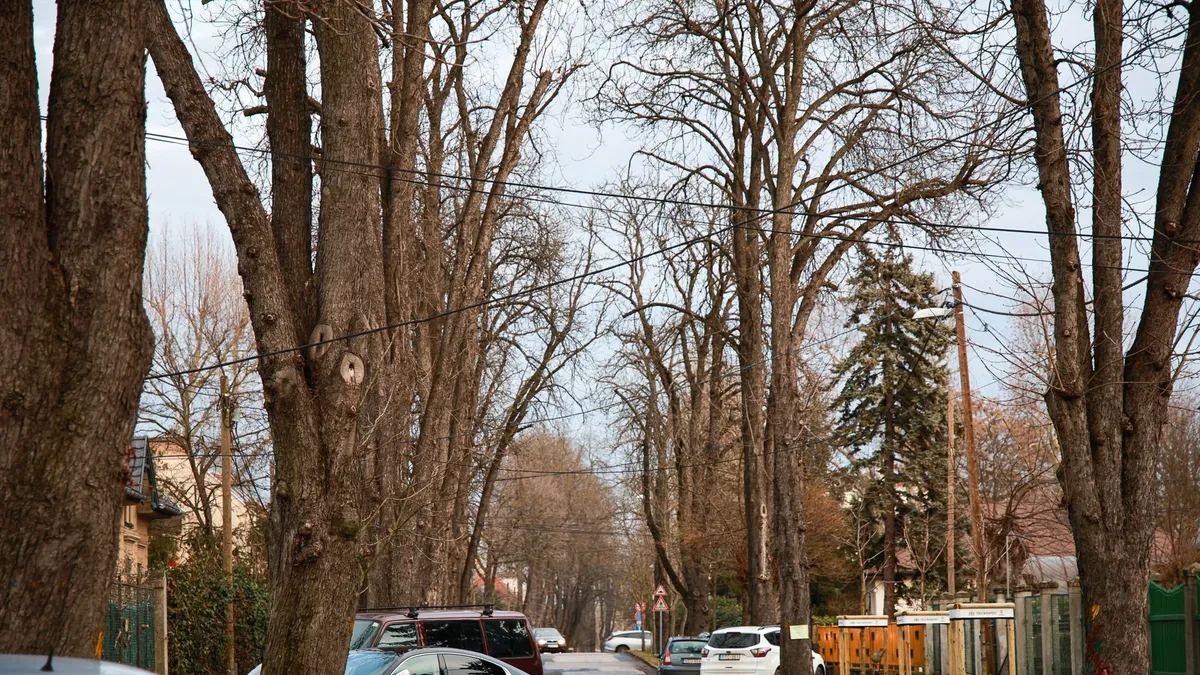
[
  {"xmin": 769, "ymin": 238, "xmax": 814, "ymax": 675},
  {"xmin": 146, "ymin": 1, "xmax": 385, "ymax": 672},
  {"xmin": 732, "ymin": 211, "xmax": 776, "ymax": 623},
  {"xmin": 1009, "ymin": 0, "xmax": 1200, "ymax": 672},
  {"xmin": 0, "ymin": 0, "xmax": 153, "ymax": 656}
]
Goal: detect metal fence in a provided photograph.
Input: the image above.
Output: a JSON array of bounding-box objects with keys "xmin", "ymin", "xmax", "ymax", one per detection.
[
  {"xmin": 102, "ymin": 579, "xmax": 156, "ymax": 670},
  {"xmin": 1149, "ymin": 579, "xmax": 1191, "ymax": 675}
]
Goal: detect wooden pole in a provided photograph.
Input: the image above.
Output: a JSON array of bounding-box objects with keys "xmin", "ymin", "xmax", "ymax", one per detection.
[
  {"xmin": 220, "ymin": 373, "xmax": 236, "ymax": 675},
  {"xmin": 947, "ymin": 394, "xmax": 956, "ymax": 596},
  {"xmin": 154, "ymin": 570, "xmax": 168, "ymax": 675},
  {"xmin": 951, "ymin": 271, "xmax": 992, "ymax": 675}
]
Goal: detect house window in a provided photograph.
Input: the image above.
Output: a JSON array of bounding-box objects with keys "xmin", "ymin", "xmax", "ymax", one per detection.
[{"xmin": 124, "ymin": 505, "xmax": 135, "ymax": 528}]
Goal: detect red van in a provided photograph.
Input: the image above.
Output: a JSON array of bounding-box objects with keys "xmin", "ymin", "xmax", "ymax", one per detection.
[{"xmin": 351, "ymin": 607, "xmax": 543, "ymax": 675}]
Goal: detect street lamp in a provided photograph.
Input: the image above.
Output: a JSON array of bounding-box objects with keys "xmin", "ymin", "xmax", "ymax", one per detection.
[{"xmin": 917, "ymin": 270, "xmax": 993, "ymax": 675}]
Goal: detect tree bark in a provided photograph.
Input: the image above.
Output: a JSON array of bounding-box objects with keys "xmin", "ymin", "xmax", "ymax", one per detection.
[
  {"xmin": 1009, "ymin": 0, "xmax": 1200, "ymax": 672},
  {"xmin": 146, "ymin": 1, "xmax": 385, "ymax": 672},
  {"xmin": 0, "ymin": 0, "xmax": 153, "ymax": 656}
]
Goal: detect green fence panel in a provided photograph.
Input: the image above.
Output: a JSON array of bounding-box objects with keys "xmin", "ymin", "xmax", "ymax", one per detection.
[
  {"xmin": 102, "ymin": 581, "xmax": 155, "ymax": 671},
  {"xmin": 1149, "ymin": 581, "xmax": 1186, "ymax": 675}
]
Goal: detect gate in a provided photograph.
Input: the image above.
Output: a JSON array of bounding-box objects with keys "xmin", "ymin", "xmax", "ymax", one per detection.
[{"xmin": 102, "ymin": 579, "xmax": 156, "ymax": 670}]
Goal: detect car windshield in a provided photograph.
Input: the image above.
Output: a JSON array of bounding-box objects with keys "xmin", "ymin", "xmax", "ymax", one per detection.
[
  {"xmin": 535, "ymin": 629, "xmax": 563, "ymax": 639},
  {"xmin": 669, "ymin": 640, "xmax": 707, "ymax": 654},
  {"xmin": 708, "ymin": 633, "xmax": 760, "ymax": 649},
  {"xmin": 352, "ymin": 620, "xmax": 382, "ymax": 649}
]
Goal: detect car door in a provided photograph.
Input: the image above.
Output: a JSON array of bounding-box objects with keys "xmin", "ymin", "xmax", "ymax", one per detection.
[
  {"xmin": 441, "ymin": 653, "xmax": 512, "ymax": 675},
  {"xmin": 483, "ymin": 618, "xmax": 540, "ymax": 675},
  {"xmin": 421, "ymin": 620, "xmax": 487, "ymax": 654},
  {"xmin": 377, "ymin": 621, "xmax": 420, "ymax": 651},
  {"xmin": 393, "ymin": 653, "xmax": 444, "ymax": 675}
]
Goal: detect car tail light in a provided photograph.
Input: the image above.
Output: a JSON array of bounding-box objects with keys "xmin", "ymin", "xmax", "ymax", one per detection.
[
  {"xmin": 663, "ymin": 650, "xmax": 672, "ymax": 666},
  {"xmin": 701, "ymin": 647, "xmax": 710, "ymax": 658},
  {"xmin": 750, "ymin": 648, "xmax": 770, "ymax": 658}
]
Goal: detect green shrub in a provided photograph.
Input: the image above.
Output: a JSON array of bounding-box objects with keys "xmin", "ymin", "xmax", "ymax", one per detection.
[
  {"xmin": 713, "ymin": 595, "xmax": 743, "ymax": 630},
  {"xmin": 167, "ymin": 546, "xmax": 269, "ymax": 675}
]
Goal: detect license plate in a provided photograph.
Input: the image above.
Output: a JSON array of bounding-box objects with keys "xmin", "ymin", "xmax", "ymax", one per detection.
[
  {"xmin": 682, "ymin": 658, "xmax": 701, "ymax": 664},
  {"xmin": 718, "ymin": 655, "xmax": 740, "ymax": 661}
]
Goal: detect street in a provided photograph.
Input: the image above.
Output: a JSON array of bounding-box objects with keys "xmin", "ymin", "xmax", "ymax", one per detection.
[{"xmin": 543, "ymin": 652, "xmax": 653, "ymax": 675}]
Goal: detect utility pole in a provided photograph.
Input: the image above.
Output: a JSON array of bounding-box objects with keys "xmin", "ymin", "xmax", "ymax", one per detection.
[
  {"xmin": 220, "ymin": 373, "xmax": 236, "ymax": 675},
  {"xmin": 946, "ymin": 393, "xmax": 956, "ymax": 596},
  {"xmin": 951, "ymin": 271, "xmax": 992, "ymax": 675}
]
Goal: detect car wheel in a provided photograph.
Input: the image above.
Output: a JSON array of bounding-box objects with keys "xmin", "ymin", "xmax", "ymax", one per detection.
[
  {"xmin": 617, "ymin": 645, "xmax": 630, "ymax": 654},
  {"xmin": 817, "ymin": 666, "xmax": 825, "ymax": 675}
]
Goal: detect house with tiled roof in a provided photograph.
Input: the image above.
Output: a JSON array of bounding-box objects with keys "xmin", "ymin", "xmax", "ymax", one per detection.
[{"xmin": 119, "ymin": 437, "xmax": 183, "ymax": 575}]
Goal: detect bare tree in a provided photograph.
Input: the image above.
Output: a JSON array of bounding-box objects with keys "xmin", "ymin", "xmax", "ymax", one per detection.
[
  {"xmin": 139, "ymin": 226, "xmax": 265, "ymax": 538},
  {"xmin": 1006, "ymin": 0, "xmax": 1200, "ymax": 667},
  {"xmin": 602, "ymin": 1, "xmax": 1003, "ymax": 669},
  {"xmin": 0, "ymin": 1, "xmax": 154, "ymax": 656}
]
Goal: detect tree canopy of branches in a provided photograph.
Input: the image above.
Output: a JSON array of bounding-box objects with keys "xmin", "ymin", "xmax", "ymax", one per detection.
[
  {"xmin": 144, "ymin": 0, "xmax": 589, "ymax": 672},
  {"xmin": 602, "ymin": 0, "xmax": 1004, "ymax": 669}
]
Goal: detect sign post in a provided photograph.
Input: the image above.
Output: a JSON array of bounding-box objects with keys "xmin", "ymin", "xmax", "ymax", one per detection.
[
  {"xmin": 652, "ymin": 593, "xmax": 672, "ymax": 653},
  {"xmin": 653, "ymin": 586, "xmax": 668, "ymax": 653},
  {"xmin": 895, "ymin": 611, "xmax": 949, "ymax": 675},
  {"xmin": 947, "ymin": 603, "xmax": 1015, "ymax": 675},
  {"xmin": 836, "ymin": 616, "xmax": 889, "ymax": 675}
]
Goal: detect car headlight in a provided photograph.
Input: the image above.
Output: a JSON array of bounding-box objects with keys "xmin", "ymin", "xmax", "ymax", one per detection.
[{"xmin": 538, "ymin": 640, "xmax": 546, "ymax": 645}]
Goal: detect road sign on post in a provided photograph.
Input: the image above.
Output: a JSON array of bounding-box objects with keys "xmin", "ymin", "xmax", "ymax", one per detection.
[
  {"xmin": 654, "ymin": 585, "xmax": 667, "ymax": 597},
  {"xmin": 653, "ymin": 597, "xmax": 669, "ymax": 612}
]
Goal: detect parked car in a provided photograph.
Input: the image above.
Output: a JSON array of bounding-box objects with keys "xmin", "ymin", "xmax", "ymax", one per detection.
[
  {"xmin": 0, "ymin": 656, "xmax": 154, "ymax": 674},
  {"xmin": 657, "ymin": 636, "xmax": 709, "ymax": 675},
  {"xmin": 247, "ymin": 647, "xmax": 532, "ymax": 675},
  {"xmin": 533, "ymin": 628, "xmax": 566, "ymax": 653},
  {"xmin": 348, "ymin": 607, "xmax": 542, "ymax": 675},
  {"xmin": 603, "ymin": 630, "xmax": 652, "ymax": 653},
  {"xmin": 699, "ymin": 626, "xmax": 825, "ymax": 675}
]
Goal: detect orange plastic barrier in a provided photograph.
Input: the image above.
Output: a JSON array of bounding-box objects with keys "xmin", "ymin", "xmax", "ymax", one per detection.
[{"xmin": 814, "ymin": 624, "xmax": 927, "ymax": 673}]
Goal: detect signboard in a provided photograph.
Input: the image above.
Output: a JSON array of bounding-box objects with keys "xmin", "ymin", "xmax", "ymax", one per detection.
[
  {"xmin": 788, "ymin": 625, "xmax": 810, "ymax": 640},
  {"xmin": 948, "ymin": 606, "xmax": 1014, "ymax": 620},
  {"xmin": 654, "ymin": 585, "xmax": 668, "ymax": 597},
  {"xmin": 635, "ymin": 602, "xmax": 646, "ymax": 612},
  {"xmin": 896, "ymin": 613, "xmax": 950, "ymax": 625},
  {"xmin": 636, "ymin": 621, "xmax": 642, "ymax": 630},
  {"xmin": 653, "ymin": 597, "xmax": 669, "ymax": 612},
  {"xmin": 837, "ymin": 616, "xmax": 889, "ymax": 628}
]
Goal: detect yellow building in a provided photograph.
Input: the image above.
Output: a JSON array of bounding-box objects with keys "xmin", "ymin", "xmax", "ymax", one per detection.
[{"xmin": 119, "ymin": 437, "xmax": 183, "ymax": 576}]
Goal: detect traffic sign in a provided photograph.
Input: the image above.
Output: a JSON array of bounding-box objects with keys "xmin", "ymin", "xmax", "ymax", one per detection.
[
  {"xmin": 635, "ymin": 602, "xmax": 646, "ymax": 612},
  {"xmin": 653, "ymin": 584, "xmax": 667, "ymax": 597},
  {"xmin": 653, "ymin": 597, "xmax": 669, "ymax": 612}
]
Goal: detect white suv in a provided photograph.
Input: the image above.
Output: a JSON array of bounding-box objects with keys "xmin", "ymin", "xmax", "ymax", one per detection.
[
  {"xmin": 603, "ymin": 630, "xmax": 653, "ymax": 653},
  {"xmin": 700, "ymin": 626, "xmax": 825, "ymax": 675}
]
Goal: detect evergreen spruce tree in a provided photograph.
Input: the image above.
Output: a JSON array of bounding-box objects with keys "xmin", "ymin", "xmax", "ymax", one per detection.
[{"xmin": 831, "ymin": 247, "xmax": 952, "ymax": 616}]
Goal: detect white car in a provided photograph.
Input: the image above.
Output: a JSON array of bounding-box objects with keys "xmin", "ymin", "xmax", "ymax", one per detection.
[
  {"xmin": 700, "ymin": 626, "xmax": 826, "ymax": 675},
  {"xmin": 603, "ymin": 629, "xmax": 653, "ymax": 653}
]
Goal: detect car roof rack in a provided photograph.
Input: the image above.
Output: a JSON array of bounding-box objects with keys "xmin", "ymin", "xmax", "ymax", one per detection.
[{"xmin": 359, "ymin": 603, "xmax": 497, "ymax": 618}]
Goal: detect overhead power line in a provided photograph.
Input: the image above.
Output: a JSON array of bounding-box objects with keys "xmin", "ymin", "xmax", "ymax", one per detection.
[{"xmin": 136, "ymin": 23, "xmax": 1183, "ymax": 383}]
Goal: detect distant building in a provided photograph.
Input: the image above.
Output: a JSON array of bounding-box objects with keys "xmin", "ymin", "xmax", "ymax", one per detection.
[
  {"xmin": 150, "ymin": 437, "xmax": 263, "ymax": 549},
  {"xmin": 119, "ymin": 437, "xmax": 183, "ymax": 575}
]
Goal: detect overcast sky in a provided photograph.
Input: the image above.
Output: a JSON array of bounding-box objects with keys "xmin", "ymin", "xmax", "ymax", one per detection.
[{"xmin": 29, "ymin": 0, "xmax": 1200, "ymax": 410}]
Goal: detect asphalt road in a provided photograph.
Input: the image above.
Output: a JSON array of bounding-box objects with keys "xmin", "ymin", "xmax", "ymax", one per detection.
[{"xmin": 542, "ymin": 652, "xmax": 654, "ymax": 675}]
